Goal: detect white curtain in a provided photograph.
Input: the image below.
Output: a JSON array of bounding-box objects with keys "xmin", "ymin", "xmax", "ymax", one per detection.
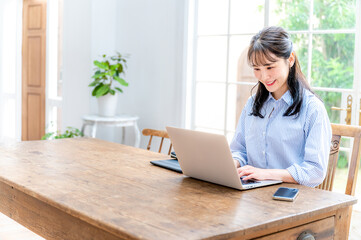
[{"xmin": 0, "ymin": 0, "xmax": 22, "ymax": 143}]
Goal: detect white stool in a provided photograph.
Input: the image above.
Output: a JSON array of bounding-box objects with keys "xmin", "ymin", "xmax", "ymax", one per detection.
[{"xmin": 81, "ymin": 114, "xmax": 140, "ymax": 147}]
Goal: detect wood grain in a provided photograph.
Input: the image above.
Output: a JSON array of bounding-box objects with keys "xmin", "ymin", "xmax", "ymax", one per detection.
[
  {"xmin": 0, "ymin": 138, "xmax": 357, "ymax": 239},
  {"xmin": 254, "ymin": 216, "xmax": 334, "ymax": 240}
]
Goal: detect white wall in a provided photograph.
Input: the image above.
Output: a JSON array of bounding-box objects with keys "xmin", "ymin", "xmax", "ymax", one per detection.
[
  {"xmin": 62, "ymin": 0, "xmax": 92, "ymax": 131},
  {"xmin": 62, "ymin": 0, "xmax": 187, "ymax": 150}
]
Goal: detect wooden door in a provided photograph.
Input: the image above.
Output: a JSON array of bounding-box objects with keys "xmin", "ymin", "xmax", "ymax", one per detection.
[{"xmin": 22, "ymin": 0, "xmax": 47, "ymax": 140}]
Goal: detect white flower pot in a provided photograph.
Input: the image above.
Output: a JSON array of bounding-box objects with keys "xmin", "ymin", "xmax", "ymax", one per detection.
[{"xmin": 97, "ymin": 94, "xmax": 118, "ymax": 117}]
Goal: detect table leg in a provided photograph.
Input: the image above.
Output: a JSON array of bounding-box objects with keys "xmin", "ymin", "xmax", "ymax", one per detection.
[
  {"xmin": 334, "ymin": 206, "xmax": 352, "ymax": 240},
  {"xmin": 91, "ymin": 123, "xmax": 97, "ymax": 138},
  {"xmin": 122, "ymin": 127, "xmax": 125, "ymax": 144},
  {"xmin": 81, "ymin": 124, "xmax": 87, "ymax": 136},
  {"xmin": 134, "ymin": 122, "xmax": 140, "ymax": 148}
]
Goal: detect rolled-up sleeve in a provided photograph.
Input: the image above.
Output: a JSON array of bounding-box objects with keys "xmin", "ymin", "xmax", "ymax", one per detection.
[{"xmin": 286, "ymin": 101, "xmax": 331, "ymax": 187}]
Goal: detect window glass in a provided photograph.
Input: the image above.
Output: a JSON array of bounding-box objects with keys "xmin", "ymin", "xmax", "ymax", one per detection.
[
  {"xmin": 269, "ymin": 0, "xmax": 310, "ymax": 31},
  {"xmin": 314, "ymin": 90, "xmax": 343, "ymax": 124},
  {"xmin": 311, "ymin": 34, "xmax": 355, "ymax": 89},
  {"xmin": 198, "ymin": 0, "xmax": 229, "ymax": 35},
  {"xmin": 196, "ymin": 36, "xmax": 228, "ymax": 82},
  {"xmin": 227, "ymin": 35, "xmax": 253, "ymax": 84},
  {"xmin": 195, "ymin": 82, "xmax": 225, "ymax": 129},
  {"xmin": 290, "ymin": 33, "xmax": 309, "ymax": 78},
  {"xmin": 195, "ymin": 127, "xmax": 224, "ymax": 135},
  {"xmin": 313, "ymin": 0, "xmax": 356, "ymax": 30},
  {"xmin": 229, "ymin": 0, "xmax": 264, "ymax": 34}
]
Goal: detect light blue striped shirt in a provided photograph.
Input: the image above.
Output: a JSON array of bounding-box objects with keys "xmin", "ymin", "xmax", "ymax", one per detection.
[{"xmin": 230, "ymin": 90, "xmax": 331, "ymax": 187}]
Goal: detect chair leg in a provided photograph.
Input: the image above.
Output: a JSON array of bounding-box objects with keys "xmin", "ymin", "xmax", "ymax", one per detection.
[
  {"xmin": 147, "ymin": 136, "xmax": 153, "ymax": 151},
  {"xmin": 158, "ymin": 138, "xmax": 164, "ymax": 153},
  {"xmin": 168, "ymin": 144, "xmax": 172, "ymax": 155}
]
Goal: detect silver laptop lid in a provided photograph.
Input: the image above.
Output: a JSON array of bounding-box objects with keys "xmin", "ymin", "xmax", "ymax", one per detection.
[{"xmin": 166, "ymin": 126, "xmax": 243, "ymax": 190}]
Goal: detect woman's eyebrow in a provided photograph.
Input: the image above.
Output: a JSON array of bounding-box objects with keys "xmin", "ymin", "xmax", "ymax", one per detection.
[{"xmin": 252, "ymin": 63, "xmax": 274, "ymax": 67}]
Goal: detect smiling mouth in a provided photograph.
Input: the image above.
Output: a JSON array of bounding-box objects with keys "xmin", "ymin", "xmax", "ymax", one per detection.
[{"xmin": 265, "ymin": 80, "xmax": 276, "ymax": 86}]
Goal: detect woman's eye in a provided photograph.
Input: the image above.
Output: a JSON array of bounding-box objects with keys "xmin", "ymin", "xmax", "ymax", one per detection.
[
  {"xmin": 267, "ymin": 67, "xmax": 273, "ymax": 70},
  {"xmin": 254, "ymin": 68, "xmax": 260, "ymax": 71}
]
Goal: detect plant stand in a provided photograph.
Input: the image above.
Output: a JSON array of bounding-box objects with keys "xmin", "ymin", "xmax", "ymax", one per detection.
[{"xmin": 81, "ymin": 114, "xmax": 140, "ymax": 147}]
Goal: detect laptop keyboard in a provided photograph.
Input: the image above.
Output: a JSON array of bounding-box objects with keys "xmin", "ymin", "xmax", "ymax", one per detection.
[{"xmin": 240, "ymin": 177, "xmax": 260, "ymax": 185}]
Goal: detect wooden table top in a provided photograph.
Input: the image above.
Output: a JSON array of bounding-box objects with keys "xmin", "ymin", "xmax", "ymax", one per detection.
[{"xmin": 0, "ymin": 138, "xmax": 357, "ymax": 239}]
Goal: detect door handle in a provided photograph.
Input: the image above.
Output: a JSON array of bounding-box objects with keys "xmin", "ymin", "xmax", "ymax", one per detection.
[{"xmin": 331, "ymin": 94, "xmax": 352, "ymax": 125}]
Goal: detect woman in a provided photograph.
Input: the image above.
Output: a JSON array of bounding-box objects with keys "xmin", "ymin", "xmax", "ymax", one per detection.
[{"xmin": 230, "ymin": 26, "xmax": 331, "ymax": 187}]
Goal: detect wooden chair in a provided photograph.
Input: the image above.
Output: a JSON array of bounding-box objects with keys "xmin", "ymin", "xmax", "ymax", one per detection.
[
  {"xmin": 142, "ymin": 129, "xmax": 172, "ymax": 155},
  {"xmin": 317, "ymin": 124, "xmax": 361, "ymax": 239},
  {"xmin": 317, "ymin": 123, "xmax": 361, "ymax": 196}
]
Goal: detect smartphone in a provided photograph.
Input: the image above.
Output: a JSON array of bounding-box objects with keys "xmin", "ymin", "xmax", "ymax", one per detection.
[{"xmin": 273, "ymin": 187, "xmax": 299, "ymax": 201}]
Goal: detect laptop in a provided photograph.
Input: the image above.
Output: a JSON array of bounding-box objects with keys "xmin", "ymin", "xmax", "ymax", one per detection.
[{"xmin": 165, "ymin": 126, "xmax": 282, "ymax": 190}]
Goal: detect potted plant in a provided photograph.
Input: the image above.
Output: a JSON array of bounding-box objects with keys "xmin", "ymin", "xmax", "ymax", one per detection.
[
  {"xmin": 89, "ymin": 52, "xmax": 129, "ymax": 117},
  {"xmin": 42, "ymin": 127, "xmax": 84, "ymax": 140}
]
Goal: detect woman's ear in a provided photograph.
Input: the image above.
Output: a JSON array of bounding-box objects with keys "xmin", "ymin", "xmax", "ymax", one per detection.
[{"xmin": 289, "ymin": 52, "xmax": 295, "ymax": 67}]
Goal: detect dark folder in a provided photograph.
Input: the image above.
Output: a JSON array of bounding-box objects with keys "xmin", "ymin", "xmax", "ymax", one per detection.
[{"xmin": 150, "ymin": 159, "xmax": 182, "ymax": 173}]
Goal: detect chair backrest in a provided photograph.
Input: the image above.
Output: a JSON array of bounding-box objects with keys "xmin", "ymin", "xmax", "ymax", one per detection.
[
  {"xmin": 142, "ymin": 129, "xmax": 172, "ymax": 155},
  {"xmin": 317, "ymin": 124, "xmax": 361, "ymax": 196}
]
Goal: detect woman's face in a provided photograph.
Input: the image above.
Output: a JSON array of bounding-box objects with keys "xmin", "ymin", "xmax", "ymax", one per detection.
[{"xmin": 252, "ymin": 52, "xmax": 294, "ymax": 100}]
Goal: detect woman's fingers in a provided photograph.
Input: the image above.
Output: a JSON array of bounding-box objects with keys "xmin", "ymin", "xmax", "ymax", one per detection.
[
  {"xmin": 242, "ymin": 174, "xmax": 256, "ymax": 181},
  {"xmin": 237, "ymin": 167, "xmax": 255, "ymax": 178}
]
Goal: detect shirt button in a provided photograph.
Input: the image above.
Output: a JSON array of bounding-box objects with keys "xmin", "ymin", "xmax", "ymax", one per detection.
[
  {"xmin": 262, "ymin": 151, "xmax": 265, "ymax": 155},
  {"xmin": 263, "ymin": 132, "xmax": 266, "ymax": 136}
]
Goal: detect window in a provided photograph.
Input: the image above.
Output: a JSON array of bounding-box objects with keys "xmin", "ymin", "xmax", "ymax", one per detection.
[
  {"xmin": 187, "ymin": 0, "xmax": 360, "ymax": 141},
  {"xmin": 46, "ymin": 0, "xmax": 63, "ymax": 134}
]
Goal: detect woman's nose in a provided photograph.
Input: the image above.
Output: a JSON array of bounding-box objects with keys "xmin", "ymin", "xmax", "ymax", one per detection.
[{"xmin": 260, "ymin": 70, "xmax": 270, "ymax": 81}]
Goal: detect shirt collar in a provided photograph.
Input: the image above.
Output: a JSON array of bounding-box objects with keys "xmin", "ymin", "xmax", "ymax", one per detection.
[{"xmin": 266, "ymin": 90, "xmax": 293, "ymax": 106}]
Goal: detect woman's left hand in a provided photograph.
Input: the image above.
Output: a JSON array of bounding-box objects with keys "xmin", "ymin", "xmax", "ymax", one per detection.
[{"xmin": 237, "ymin": 165, "xmax": 270, "ymax": 181}]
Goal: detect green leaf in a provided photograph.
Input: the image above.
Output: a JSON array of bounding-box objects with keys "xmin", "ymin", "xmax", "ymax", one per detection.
[
  {"xmin": 91, "ymin": 72, "xmax": 105, "ymax": 79},
  {"xmin": 94, "ymin": 60, "xmax": 108, "ymax": 70},
  {"xmin": 89, "ymin": 79, "xmax": 100, "ymax": 87},
  {"xmin": 114, "ymin": 76, "xmax": 128, "ymax": 87},
  {"xmin": 95, "ymin": 84, "xmax": 110, "ymax": 97},
  {"xmin": 92, "ymin": 83, "xmax": 103, "ymax": 96},
  {"xmin": 105, "ymin": 61, "xmax": 110, "ymax": 69},
  {"xmin": 109, "ymin": 70, "xmax": 116, "ymax": 76},
  {"xmin": 117, "ymin": 64, "xmax": 123, "ymax": 73},
  {"xmin": 109, "ymin": 89, "xmax": 116, "ymax": 95},
  {"xmin": 115, "ymin": 87, "xmax": 123, "ymax": 93},
  {"xmin": 41, "ymin": 132, "xmax": 55, "ymax": 140},
  {"xmin": 110, "ymin": 63, "xmax": 120, "ymax": 71}
]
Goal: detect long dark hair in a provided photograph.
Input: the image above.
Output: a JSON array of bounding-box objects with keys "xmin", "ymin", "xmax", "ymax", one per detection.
[{"xmin": 247, "ymin": 26, "xmax": 311, "ymax": 118}]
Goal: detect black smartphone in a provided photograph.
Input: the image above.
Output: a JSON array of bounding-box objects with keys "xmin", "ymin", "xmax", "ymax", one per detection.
[{"xmin": 272, "ymin": 187, "xmax": 299, "ymax": 201}]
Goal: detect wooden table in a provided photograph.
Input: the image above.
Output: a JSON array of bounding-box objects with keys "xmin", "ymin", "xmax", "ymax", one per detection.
[{"xmin": 0, "ymin": 138, "xmax": 357, "ymax": 240}]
